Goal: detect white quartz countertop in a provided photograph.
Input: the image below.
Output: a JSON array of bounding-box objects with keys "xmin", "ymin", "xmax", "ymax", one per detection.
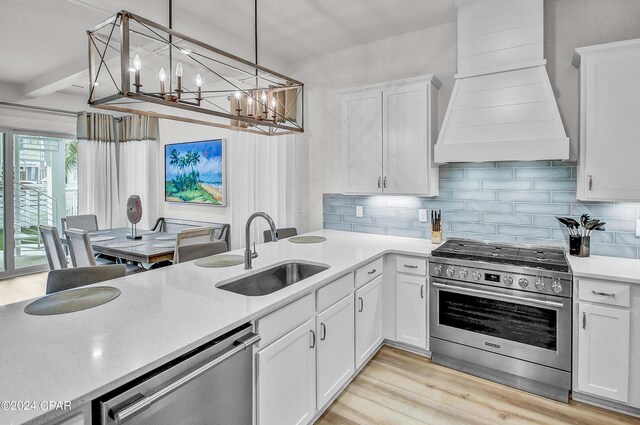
[
  {"xmin": 568, "ymin": 254, "xmax": 640, "ymax": 284},
  {"xmin": 0, "ymin": 230, "xmax": 436, "ymax": 425}
]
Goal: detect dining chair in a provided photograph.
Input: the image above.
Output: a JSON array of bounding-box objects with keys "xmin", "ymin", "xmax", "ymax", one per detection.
[
  {"xmin": 64, "ymin": 214, "xmax": 99, "ymax": 232},
  {"xmin": 46, "ymin": 265, "xmax": 126, "ymax": 294},
  {"xmin": 65, "ymin": 228, "xmax": 99, "ymax": 267},
  {"xmin": 173, "ymin": 227, "xmax": 215, "ymax": 263},
  {"xmin": 39, "ymin": 225, "xmax": 68, "ymax": 270},
  {"xmin": 263, "ymin": 227, "xmax": 297, "ymax": 242},
  {"xmin": 174, "ymin": 241, "xmax": 228, "ymax": 264}
]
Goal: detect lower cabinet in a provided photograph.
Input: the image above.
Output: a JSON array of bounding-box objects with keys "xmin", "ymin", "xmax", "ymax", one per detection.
[
  {"xmin": 395, "ymin": 274, "xmax": 427, "ymax": 349},
  {"xmin": 577, "ymin": 302, "xmax": 631, "ymax": 403},
  {"xmin": 257, "ymin": 318, "xmax": 317, "ymax": 425},
  {"xmin": 355, "ymin": 276, "xmax": 383, "ymax": 368},
  {"xmin": 317, "ymin": 295, "xmax": 355, "ymax": 408}
]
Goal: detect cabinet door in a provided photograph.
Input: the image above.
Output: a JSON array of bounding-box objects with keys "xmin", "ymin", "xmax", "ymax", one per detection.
[
  {"xmin": 577, "ymin": 303, "xmax": 630, "ymax": 402},
  {"xmin": 383, "ymin": 82, "xmax": 430, "ymax": 194},
  {"xmin": 395, "ymin": 274, "xmax": 427, "ymax": 349},
  {"xmin": 342, "ymin": 89, "xmax": 383, "ymax": 193},
  {"xmin": 581, "ymin": 46, "xmax": 640, "ymax": 200},
  {"xmin": 257, "ymin": 318, "xmax": 316, "ymax": 425},
  {"xmin": 317, "ymin": 295, "xmax": 355, "ymax": 408},
  {"xmin": 355, "ymin": 276, "xmax": 383, "ymax": 368}
]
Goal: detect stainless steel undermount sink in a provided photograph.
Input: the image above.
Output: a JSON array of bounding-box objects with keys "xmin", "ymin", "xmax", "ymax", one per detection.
[{"xmin": 217, "ymin": 261, "xmax": 330, "ymax": 296}]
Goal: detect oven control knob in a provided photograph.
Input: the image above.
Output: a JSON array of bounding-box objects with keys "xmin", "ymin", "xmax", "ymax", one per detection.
[
  {"xmin": 434, "ymin": 265, "xmax": 443, "ymax": 275},
  {"xmin": 535, "ymin": 278, "xmax": 545, "ymax": 291},
  {"xmin": 472, "ymin": 270, "xmax": 482, "ymax": 281},
  {"xmin": 503, "ymin": 276, "xmax": 513, "ymax": 286},
  {"xmin": 459, "ymin": 269, "xmax": 469, "ymax": 278},
  {"xmin": 518, "ymin": 278, "xmax": 529, "ymax": 288},
  {"xmin": 551, "ymin": 279, "xmax": 562, "ymax": 294},
  {"xmin": 446, "ymin": 267, "xmax": 456, "ymax": 277}
]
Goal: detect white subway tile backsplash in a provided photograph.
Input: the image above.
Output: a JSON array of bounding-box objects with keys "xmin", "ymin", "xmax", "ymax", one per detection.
[{"xmin": 323, "ymin": 161, "xmax": 640, "ymax": 259}]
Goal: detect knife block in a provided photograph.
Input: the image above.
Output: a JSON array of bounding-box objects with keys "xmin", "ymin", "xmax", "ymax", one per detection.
[{"xmin": 431, "ymin": 229, "xmax": 442, "ymax": 244}]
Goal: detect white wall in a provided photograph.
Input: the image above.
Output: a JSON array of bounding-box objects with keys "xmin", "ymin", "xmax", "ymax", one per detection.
[
  {"xmin": 294, "ymin": 0, "xmax": 640, "ymax": 232},
  {"xmin": 156, "ymin": 119, "xmax": 232, "ymax": 224}
]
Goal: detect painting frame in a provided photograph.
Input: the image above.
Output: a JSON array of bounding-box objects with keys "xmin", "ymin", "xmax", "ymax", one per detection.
[{"xmin": 164, "ymin": 138, "xmax": 227, "ymax": 206}]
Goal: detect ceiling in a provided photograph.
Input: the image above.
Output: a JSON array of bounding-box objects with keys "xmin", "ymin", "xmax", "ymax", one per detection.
[{"xmin": 0, "ymin": 0, "xmax": 455, "ymax": 100}]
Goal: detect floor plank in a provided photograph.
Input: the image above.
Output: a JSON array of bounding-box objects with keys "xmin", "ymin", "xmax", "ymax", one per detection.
[
  {"xmin": 0, "ymin": 272, "xmax": 47, "ymax": 306},
  {"xmin": 317, "ymin": 346, "xmax": 640, "ymax": 425}
]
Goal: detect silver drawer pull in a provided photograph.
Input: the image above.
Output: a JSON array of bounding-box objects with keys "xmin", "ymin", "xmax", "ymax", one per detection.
[
  {"xmin": 310, "ymin": 330, "xmax": 316, "ymax": 348},
  {"xmin": 111, "ymin": 332, "xmax": 260, "ymax": 424},
  {"xmin": 592, "ymin": 290, "xmax": 615, "ymax": 297},
  {"xmin": 367, "ymin": 269, "xmax": 377, "ymax": 275},
  {"xmin": 404, "ymin": 264, "xmax": 418, "ymax": 269},
  {"xmin": 420, "ymin": 285, "xmax": 424, "ymax": 299},
  {"xmin": 358, "ymin": 297, "xmax": 364, "ymax": 312}
]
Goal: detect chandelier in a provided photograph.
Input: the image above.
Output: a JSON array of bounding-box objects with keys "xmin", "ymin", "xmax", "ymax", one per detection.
[{"xmin": 87, "ymin": 10, "xmax": 304, "ymax": 135}]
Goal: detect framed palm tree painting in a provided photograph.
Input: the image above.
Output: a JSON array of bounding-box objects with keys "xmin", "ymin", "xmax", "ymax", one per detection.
[{"xmin": 164, "ymin": 139, "xmax": 226, "ymax": 205}]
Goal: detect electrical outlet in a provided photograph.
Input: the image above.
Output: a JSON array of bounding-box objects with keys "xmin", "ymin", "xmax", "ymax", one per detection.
[
  {"xmin": 636, "ymin": 220, "xmax": 640, "ymax": 237},
  {"xmin": 356, "ymin": 205, "xmax": 364, "ymax": 218},
  {"xmin": 419, "ymin": 209, "xmax": 428, "ymax": 223}
]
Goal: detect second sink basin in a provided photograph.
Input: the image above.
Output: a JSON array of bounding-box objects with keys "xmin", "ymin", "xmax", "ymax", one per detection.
[{"xmin": 217, "ymin": 261, "xmax": 330, "ymax": 296}]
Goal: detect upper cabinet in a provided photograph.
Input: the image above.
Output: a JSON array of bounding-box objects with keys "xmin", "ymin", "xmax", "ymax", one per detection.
[
  {"xmin": 574, "ymin": 39, "xmax": 640, "ymax": 201},
  {"xmin": 341, "ymin": 75, "xmax": 440, "ymax": 196}
]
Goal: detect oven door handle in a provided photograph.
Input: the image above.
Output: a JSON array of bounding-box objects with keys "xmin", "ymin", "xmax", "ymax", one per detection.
[
  {"xmin": 432, "ymin": 281, "xmax": 564, "ymax": 309},
  {"xmin": 110, "ymin": 332, "xmax": 261, "ymax": 424}
]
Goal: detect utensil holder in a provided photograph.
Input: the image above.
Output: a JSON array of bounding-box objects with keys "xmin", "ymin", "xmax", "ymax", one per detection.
[
  {"xmin": 570, "ymin": 235, "xmax": 590, "ymax": 257},
  {"xmin": 431, "ymin": 229, "xmax": 442, "ymax": 244}
]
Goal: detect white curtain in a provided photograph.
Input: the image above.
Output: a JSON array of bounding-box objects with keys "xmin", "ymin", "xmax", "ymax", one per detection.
[
  {"xmin": 77, "ymin": 140, "xmax": 123, "ymax": 229},
  {"xmin": 118, "ymin": 140, "xmax": 159, "ymax": 229},
  {"xmin": 229, "ymin": 132, "xmax": 298, "ymax": 250}
]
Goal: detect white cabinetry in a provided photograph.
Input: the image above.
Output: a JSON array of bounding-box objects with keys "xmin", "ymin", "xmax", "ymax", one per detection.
[
  {"xmin": 257, "ymin": 318, "xmax": 316, "ymax": 425},
  {"xmin": 341, "ymin": 75, "xmax": 440, "ymax": 195},
  {"xmin": 45, "ymin": 405, "xmax": 90, "ymax": 425},
  {"xmin": 573, "ymin": 39, "xmax": 640, "ymax": 201},
  {"xmin": 355, "ymin": 276, "xmax": 383, "ymax": 368},
  {"xmin": 317, "ymin": 295, "xmax": 355, "ymax": 408},
  {"xmin": 395, "ymin": 274, "xmax": 427, "ymax": 349}
]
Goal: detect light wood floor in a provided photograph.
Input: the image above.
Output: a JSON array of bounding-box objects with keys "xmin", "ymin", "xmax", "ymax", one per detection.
[
  {"xmin": 316, "ymin": 346, "xmax": 640, "ymax": 425},
  {"xmin": 0, "ymin": 272, "xmax": 46, "ymax": 306}
]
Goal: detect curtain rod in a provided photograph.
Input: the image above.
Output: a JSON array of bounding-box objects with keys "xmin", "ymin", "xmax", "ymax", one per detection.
[{"xmin": 0, "ymin": 102, "xmax": 80, "ymax": 116}]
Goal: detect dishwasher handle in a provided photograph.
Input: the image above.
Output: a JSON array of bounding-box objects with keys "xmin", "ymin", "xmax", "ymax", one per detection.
[{"xmin": 110, "ymin": 332, "xmax": 261, "ymax": 424}]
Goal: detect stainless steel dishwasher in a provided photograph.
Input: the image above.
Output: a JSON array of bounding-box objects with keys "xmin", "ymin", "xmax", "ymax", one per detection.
[{"xmin": 97, "ymin": 323, "xmax": 259, "ymax": 425}]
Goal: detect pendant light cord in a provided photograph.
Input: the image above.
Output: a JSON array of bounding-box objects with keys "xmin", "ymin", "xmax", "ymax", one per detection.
[
  {"xmin": 169, "ymin": 0, "xmax": 173, "ymax": 92},
  {"xmin": 255, "ymin": 0, "xmax": 259, "ymax": 87}
]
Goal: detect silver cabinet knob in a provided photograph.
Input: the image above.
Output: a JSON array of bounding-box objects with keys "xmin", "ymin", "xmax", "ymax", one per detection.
[
  {"xmin": 472, "ymin": 270, "xmax": 481, "ymax": 281},
  {"xmin": 503, "ymin": 276, "xmax": 513, "ymax": 286},
  {"xmin": 518, "ymin": 278, "xmax": 529, "ymax": 288},
  {"xmin": 434, "ymin": 265, "xmax": 443, "ymax": 275},
  {"xmin": 446, "ymin": 267, "xmax": 455, "ymax": 277},
  {"xmin": 551, "ymin": 279, "xmax": 562, "ymax": 294},
  {"xmin": 535, "ymin": 278, "xmax": 545, "ymax": 291}
]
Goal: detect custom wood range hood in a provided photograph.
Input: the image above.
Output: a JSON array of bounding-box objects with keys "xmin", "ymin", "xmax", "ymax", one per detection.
[{"xmin": 434, "ymin": 0, "xmax": 570, "ymax": 163}]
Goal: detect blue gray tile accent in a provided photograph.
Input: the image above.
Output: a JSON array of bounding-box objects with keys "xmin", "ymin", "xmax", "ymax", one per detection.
[{"xmin": 323, "ymin": 161, "xmax": 640, "ymax": 260}]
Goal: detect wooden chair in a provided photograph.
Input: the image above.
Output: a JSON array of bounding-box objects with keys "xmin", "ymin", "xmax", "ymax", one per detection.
[
  {"xmin": 173, "ymin": 227, "xmax": 215, "ymax": 263},
  {"xmin": 46, "ymin": 265, "xmax": 126, "ymax": 294},
  {"xmin": 39, "ymin": 225, "xmax": 68, "ymax": 270},
  {"xmin": 63, "ymin": 214, "xmax": 99, "ymax": 232},
  {"xmin": 174, "ymin": 241, "xmax": 228, "ymax": 264},
  {"xmin": 263, "ymin": 227, "xmax": 298, "ymax": 242}
]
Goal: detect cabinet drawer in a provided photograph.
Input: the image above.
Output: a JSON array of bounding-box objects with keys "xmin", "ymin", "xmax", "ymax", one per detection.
[
  {"xmin": 318, "ymin": 273, "xmax": 354, "ymax": 311},
  {"xmin": 355, "ymin": 258, "xmax": 383, "ymax": 288},
  {"xmin": 578, "ymin": 279, "xmax": 630, "ymax": 307},
  {"xmin": 256, "ymin": 293, "xmax": 315, "ymax": 348},
  {"xmin": 396, "ymin": 256, "xmax": 426, "ymax": 276}
]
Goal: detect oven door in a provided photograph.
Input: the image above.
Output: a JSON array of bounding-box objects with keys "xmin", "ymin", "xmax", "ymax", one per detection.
[{"xmin": 430, "ymin": 278, "xmax": 571, "ymax": 371}]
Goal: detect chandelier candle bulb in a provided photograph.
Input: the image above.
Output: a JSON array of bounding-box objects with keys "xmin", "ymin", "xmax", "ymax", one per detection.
[
  {"xmin": 175, "ymin": 63, "xmax": 183, "ymax": 99},
  {"xmin": 261, "ymin": 90, "xmax": 268, "ymax": 119},
  {"xmin": 247, "ymin": 95, "xmax": 254, "ymax": 117},
  {"xmin": 158, "ymin": 67, "xmax": 167, "ymax": 95},
  {"xmin": 271, "ymin": 95, "xmax": 277, "ymax": 122},
  {"xmin": 234, "ymin": 91, "xmax": 242, "ymax": 114},
  {"xmin": 133, "ymin": 54, "xmax": 142, "ymax": 92},
  {"xmin": 195, "ymin": 73, "xmax": 202, "ymax": 105}
]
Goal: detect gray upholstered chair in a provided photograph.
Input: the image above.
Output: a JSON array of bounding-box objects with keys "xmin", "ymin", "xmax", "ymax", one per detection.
[
  {"xmin": 174, "ymin": 241, "xmax": 228, "ymax": 264},
  {"xmin": 263, "ymin": 227, "xmax": 297, "ymax": 242},
  {"xmin": 39, "ymin": 225, "xmax": 67, "ymax": 270},
  {"xmin": 64, "ymin": 214, "xmax": 99, "ymax": 232},
  {"xmin": 46, "ymin": 265, "xmax": 126, "ymax": 294},
  {"xmin": 173, "ymin": 227, "xmax": 215, "ymax": 263}
]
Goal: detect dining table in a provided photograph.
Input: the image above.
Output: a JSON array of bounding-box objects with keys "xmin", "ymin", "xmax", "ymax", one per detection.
[{"xmin": 80, "ymin": 228, "xmax": 177, "ymax": 265}]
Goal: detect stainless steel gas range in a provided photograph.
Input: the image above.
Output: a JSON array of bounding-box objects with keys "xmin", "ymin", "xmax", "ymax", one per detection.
[{"xmin": 428, "ymin": 239, "xmax": 572, "ymax": 402}]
